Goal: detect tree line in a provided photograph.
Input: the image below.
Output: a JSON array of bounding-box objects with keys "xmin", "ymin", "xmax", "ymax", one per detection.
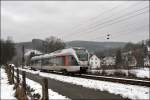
[
  {"xmin": 95, "ymin": 40, "xmax": 149, "ymax": 68},
  {"xmin": 0, "ymin": 38, "xmax": 16, "ymax": 65},
  {"xmin": 23, "ymin": 36, "xmax": 66, "ymax": 66},
  {"xmin": 0, "ymin": 36, "xmax": 66, "ymax": 66}
]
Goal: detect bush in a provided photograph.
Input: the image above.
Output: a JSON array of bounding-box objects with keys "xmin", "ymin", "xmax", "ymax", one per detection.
[
  {"xmin": 128, "ymin": 72, "xmax": 136, "ymax": 78},
  {"xmin": 101, "ymin": 70, "xmax": 107, "ymax": 75},
  {"xmin": 114, "ymin": 71, "xmax": 126, "ymax": 77}
]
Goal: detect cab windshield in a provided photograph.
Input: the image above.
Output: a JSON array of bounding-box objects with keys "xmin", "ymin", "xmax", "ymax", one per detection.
[
  {"xmin": 77, "ymin": 53, "xmax": 88, "ymax": 61},
  {"xmin": 74, "ymin": 48, "xmax": 88, "ymax": 61}
]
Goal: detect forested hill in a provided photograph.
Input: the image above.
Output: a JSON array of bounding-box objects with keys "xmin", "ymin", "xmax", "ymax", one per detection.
[
  {"xmin": 15, "ymin": 39, "xmax": 127, "ymax": 53},
  {"xmin": 66, "ymin": 40, "xmax": 127, "ymax": 52}
]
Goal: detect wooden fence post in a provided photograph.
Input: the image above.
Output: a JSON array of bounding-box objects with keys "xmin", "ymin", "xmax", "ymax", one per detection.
[
  {"xmin": 17, "ymin": 68, "xmax": 20, "ymax": 84},
  {"xmin": 42, "ymin": 78, "xmax": 49, "ymax": 100},
  {"xmin": 12, "ymin": 66, "xmax": 14, "ymax": 84},
  {"xmin": 22, "ymin": 71, "xmax": 26, "ymax": 94},
  {"xmin": 9, "ymin": 65, "xmax": 13, "ymax": 84}
]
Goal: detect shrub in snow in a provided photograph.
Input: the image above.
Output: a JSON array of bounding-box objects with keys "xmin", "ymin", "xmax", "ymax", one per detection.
[
  {"xmin": 101, "ymin": 70, "xmax": 107, "ymax": 75},
  {"xmin": 105, "ymin": 70, "xmax": 115, "ymax": 76},
  {"xmin": 114, "ymin": 71, "xmax": 126, "ymax": 77},
  {"xmin": 128, "ymin": 72, "xmax": 136, "ymax": 78}
]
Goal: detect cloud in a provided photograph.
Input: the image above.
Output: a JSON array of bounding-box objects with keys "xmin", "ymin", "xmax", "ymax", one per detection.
[{"xmin": 1, "ymin": 1, "xmax": 149, "ymax": 43}]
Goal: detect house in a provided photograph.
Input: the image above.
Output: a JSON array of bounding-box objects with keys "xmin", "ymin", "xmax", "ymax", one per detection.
[
  {"xmin": 147, "ymin": 46, "xmax": 150, "ymax": 57},
  {"xmin": 89, "ymin": 55, "xmax": 101, "ymax": 69},
  {"xmin": 128, "ymin": 56, "xmax": 137, "ymax": 66},
  {"xmin": 144, "ymin": 56, "xmax": 150, "ymax": 66},
  {"xmin": 102, "ymin": 56, "xmax": 115, "ymax": 66},
  {"xmin": 122, "ymin": 51, "xmax": 137, "ymax": 66}
]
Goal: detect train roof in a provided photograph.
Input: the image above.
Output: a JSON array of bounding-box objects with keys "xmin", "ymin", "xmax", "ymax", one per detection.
[
  {"xmin": 31, "ymin": 48, "xmax": 78, "ymax": 61},
  {"xmin": 72, "ymin": 47, "xmax": 86, "ymax": 49}
]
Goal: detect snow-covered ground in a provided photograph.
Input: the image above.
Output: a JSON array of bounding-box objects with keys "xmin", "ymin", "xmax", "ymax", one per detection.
[
  {"xmin": 90, "ymin": 68, "xmax": 150, "ymax": 78},
  {"xmin": 26, "ymin": 77, "xmax": 69, "ymax": 99},
  {"xmin": 19, "ymin": 68, "xmax": 149, "ymax": 100},
  {"xmin": 0, "ymin": 67, "xmax": 16, "ymax": 99},
  {"xmin": 130, "ymin": 68, "xmax": 150, "ymax": 78},
  {"xmin": 15, "ymin": 68, "xmax": 69, "ymax": 99}
]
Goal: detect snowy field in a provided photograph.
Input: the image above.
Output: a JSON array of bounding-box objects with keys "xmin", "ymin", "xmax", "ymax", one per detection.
[
  {"xmin": 15, "ymin": 69, "xmax": 69, "ymax": 99},
  {"xmin": 0, "ymin": 67, "xmax": 16, "ymax": 99},
  {"xmin": 19, "ymin": 68, "xmax": 150, "ymax": 100},
  {"xmin": 90, "ymin": 68, "xmax": 150, "ymax": 79}
]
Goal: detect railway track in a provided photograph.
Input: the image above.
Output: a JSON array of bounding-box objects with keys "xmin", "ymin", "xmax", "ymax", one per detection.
[
  {"xmin": 19, "ymin": 68, "xmax": 150, "ymax": 87},
  {"xmin": 80, "ymin": 74, "xmax": 150, "ymax": 87},
  {"xmin": 42, "ymin": 70, "xmax": 150, "ymax": 87}
]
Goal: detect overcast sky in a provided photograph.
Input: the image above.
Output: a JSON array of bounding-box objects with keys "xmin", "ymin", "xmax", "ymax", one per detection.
[{"xmin": 1, "ymin": 1, "xmax": 149, "ymax": 43}]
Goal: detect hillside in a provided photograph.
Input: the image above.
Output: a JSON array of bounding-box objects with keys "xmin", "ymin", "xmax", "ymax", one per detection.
[
  {"xmin": 15, "ymin": 40, "xmax": 126, "ymax": 53},
  {"xmin": 66, "ymin": 41, "xmax": 127, "ymax": 52}
]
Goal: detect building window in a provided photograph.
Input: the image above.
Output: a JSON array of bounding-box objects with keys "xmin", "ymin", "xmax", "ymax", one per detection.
[{"xmin": 91, "ymin": 62, "xmax": 93, "ymax": 66}]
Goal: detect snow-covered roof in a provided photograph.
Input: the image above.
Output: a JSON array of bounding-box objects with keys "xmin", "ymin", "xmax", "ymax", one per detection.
[
  {"xmin": 31, "ymin": 48, "xmax": 79, "ymax": 61},
  {"xmin": 9, "ymin": 64, "xmax": 15, "ymax": 67},
  {"xmin": 122, "ymin": 51, "xmax": 132, "ymax": 55},
  {"xmin": 72, "ymin": 47, "xmax": 86, "ymax": 49},
  {"xmin": 103, "ymin": 56, "xmax": 115, "ymax": 60},
  {"xmin": 147, "ymin": 46, "xmax": 150, "ymax": 52},
  {"xmin": 90, "ymin": 55, "xmax": 99, "ymax": 59},
  {"xmin": 25, "ymin": 49, "xmax": 42, "ymax": 56}
]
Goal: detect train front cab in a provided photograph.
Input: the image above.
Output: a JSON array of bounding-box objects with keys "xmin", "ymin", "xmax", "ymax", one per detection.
[
  {"xmin": 63, "ymin": 55, "xmax": 80, "ymax": 73},
  {"xmin": 64, "ymin": 55, "xmax": 88, "ymax": 74}
]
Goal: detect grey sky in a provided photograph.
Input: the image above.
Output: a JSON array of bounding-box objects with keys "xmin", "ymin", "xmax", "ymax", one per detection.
[{"xmin": 1, "ymin": 1, "xmax": 149, "ymax": 43}]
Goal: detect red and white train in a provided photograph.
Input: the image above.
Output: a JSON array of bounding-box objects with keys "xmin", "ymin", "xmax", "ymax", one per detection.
[{"xmin": 30, "ymin": 47, "xmax": 89, "ymax": 73}]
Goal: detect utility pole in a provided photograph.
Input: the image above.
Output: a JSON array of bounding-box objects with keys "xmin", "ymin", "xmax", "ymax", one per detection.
[{"xmin": 22, "ymin": 45, "xmax": 25, "ymax": 68}]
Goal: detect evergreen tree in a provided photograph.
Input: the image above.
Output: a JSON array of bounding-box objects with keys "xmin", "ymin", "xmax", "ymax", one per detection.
[
  {"xmin": 0, "ymin": 38, "xmax": 16, "ymax": 65},
  {"xmin": 115, "ymin": 49, "xmax": 122, "ymax": 68}
]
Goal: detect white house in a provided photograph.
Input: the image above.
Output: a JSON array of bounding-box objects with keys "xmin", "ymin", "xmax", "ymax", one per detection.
[
  {"xmin": 89, "ymin": 55, "xmax": 101, "ymax": 69},
  {"xmin": 102, "ymin": 56, "xmax": 116, "ymax": 66},
  {"xmin": 128, "ymin": 56, "xmax": 137, "ymax": 66},
  {"xmin": 147, "ymin": 46, "xmax": 150, "ymax": 56},
  {"xmin": 144, "ymin": 56, "xmax": 150, "ymax": 66},
  {"xmin": 122, "ymin": 51, "xmax": 137, "ymax": 66}
]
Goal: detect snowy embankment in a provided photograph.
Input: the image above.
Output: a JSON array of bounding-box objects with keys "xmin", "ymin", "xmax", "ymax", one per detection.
[
  {"xmin": 16, "ymin": 68, "xmax": 69, "ymax": 99},
  {"xmin": 0, "ymin": 67, "xmax": 16, "ymax": 99},
  {"xmin": 90, "ymin": 68, "xmax": 150, "ymax": 79},
  {"xmin": 130, "ymin": 68, "xmax": 150, "ymax": 78},
  {"xmin": 19, "ymin": 68, "xmax": 150, "ymax": 100}
]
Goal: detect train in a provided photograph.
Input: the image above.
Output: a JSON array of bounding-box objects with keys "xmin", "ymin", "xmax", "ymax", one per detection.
[{"xmin": 30, "ymin": 47, "xmax": 89, "ymax": 74}]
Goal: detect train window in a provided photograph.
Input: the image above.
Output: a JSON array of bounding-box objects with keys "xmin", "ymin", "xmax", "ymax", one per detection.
[
  {"xmin": 68, "ymin": 55, "xmax": 79, "ymax": 66},
  {"xmin": 48, "ymin": 56, "xmax": 65, "ymax": 66},
  {"xmin": 32, "ymin": 59, "xmax": 41, "ymax": 66},
  {"xmin": 31, "ymin": 60, "xmax": 35, "ymax": 65},
  {"xmin": 77, "ymin": 53, "xmax": 88, "ymax": 61},
  {"xmin": 58, "ymin": 56, "xmax": 65, "ymax": 66},
  {"xmin": 41, "ymin": 58, "xmax": 49, "ymax": 65},
  {"xmin": 54, "ymin": 56, "xmax": 65, "ymax": 66},
  {"xmin": 49, "ymin": 58, "xmax": 53, "ymax": 66}
]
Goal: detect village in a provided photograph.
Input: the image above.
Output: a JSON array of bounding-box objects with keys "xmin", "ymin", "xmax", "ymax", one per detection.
[{"xmin": 89, "ymin": 45, "xmax": 150, "ymax": 69}]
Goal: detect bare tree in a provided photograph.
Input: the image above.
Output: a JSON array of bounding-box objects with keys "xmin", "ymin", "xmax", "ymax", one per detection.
[
  {"xmin": 115, "ymin": 49, "xmax": 123, "ymax": 68},
  {"xmin": 45, "ymin": 36, "xmax": 66, "ymax": 53}
]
